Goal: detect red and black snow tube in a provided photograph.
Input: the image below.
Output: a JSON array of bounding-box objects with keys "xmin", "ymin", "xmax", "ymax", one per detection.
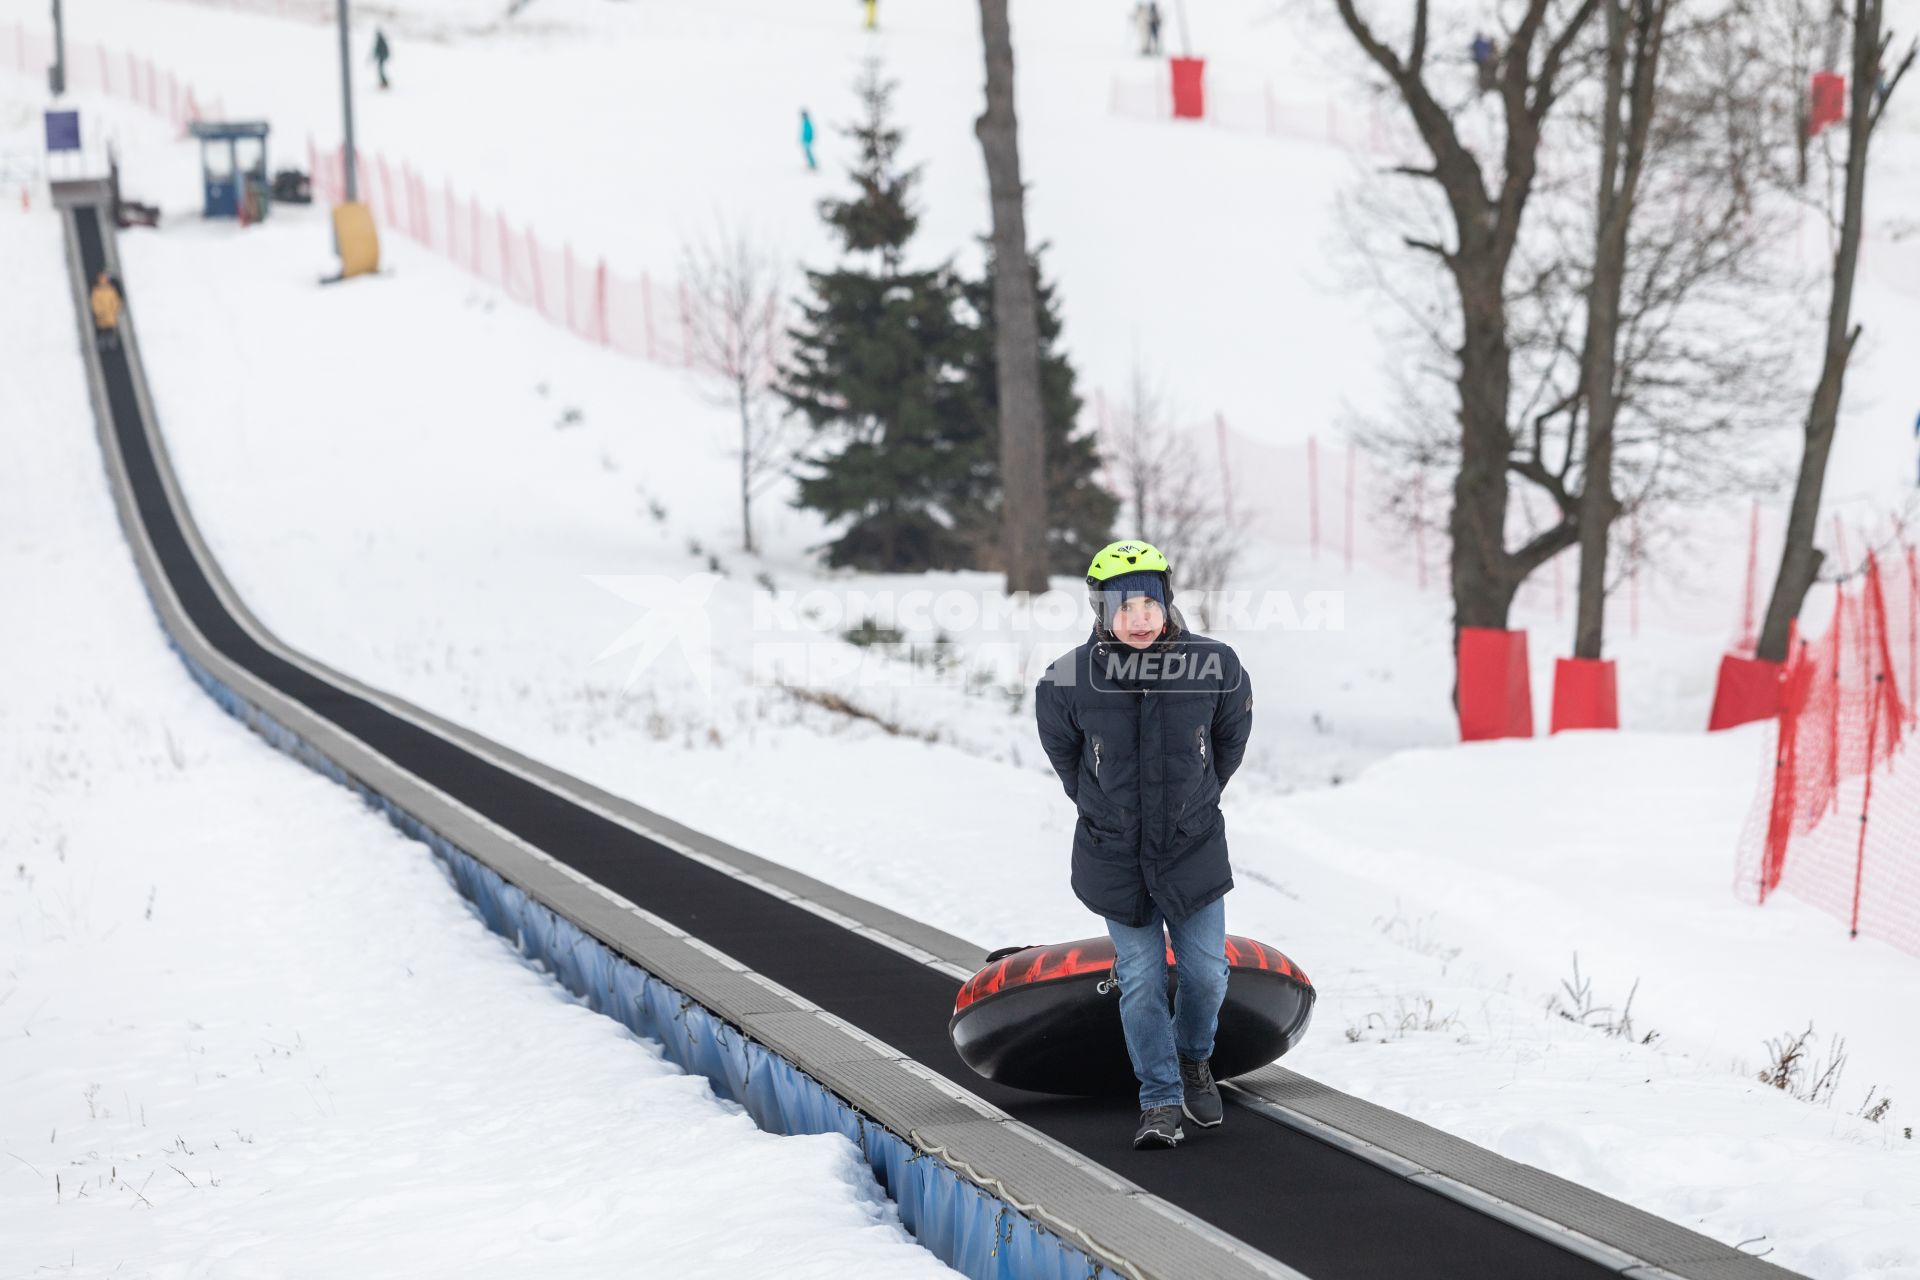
[{"xmin": 948, "ymin": 934, "xmax": 1315, "ymax": 1095}]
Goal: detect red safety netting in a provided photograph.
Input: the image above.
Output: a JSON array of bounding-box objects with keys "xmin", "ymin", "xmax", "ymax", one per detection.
[
  {"xmin": 5, "ymin": 24, "xmax": 224, "ymax": 137},
  {"xmin": 310, "ymin": 142, "xmax": 704, "ymax": 369},
  {"xmin": 9, "ymin": 23, "xmax": 1787, "ymax": 638},
  {"xmin": 1736, "ymin": 544, "xmax": 1920, "ymax": 956}
]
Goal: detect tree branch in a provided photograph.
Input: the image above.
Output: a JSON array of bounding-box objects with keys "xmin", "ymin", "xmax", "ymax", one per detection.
[{"xmin": 1870, "ymin": 38, "xmax": 1917, "ymax": 132}]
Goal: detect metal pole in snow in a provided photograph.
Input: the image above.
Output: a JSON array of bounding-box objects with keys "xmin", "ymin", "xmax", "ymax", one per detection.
[
  {"xmin": 336, "ymin": 0, "xmax": 358, "ymax": 201},
  {"xmin": 49, "ymin": 0, "xmax": 66, "ymax": 96}
]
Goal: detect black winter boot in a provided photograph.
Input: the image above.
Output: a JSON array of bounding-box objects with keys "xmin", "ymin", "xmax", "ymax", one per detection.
[
  {"xmin": 1180, "ymin": 1056, "xmax": 1223, "ymax": 1128},
  {"xmin": 1132, "ymin": 1105, "xmax": 1185, "ymax": 1149}
]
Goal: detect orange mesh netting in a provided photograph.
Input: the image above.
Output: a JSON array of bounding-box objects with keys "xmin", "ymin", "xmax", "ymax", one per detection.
[{"xmin": 1737, "ymin": 546, "xmax": 1920, "ymax": 955}]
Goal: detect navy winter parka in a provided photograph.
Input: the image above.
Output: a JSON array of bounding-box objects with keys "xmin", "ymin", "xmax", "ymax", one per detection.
[{"xmin": 1035, "ymin": 622, "xmax": 1253, "ymax": 927}]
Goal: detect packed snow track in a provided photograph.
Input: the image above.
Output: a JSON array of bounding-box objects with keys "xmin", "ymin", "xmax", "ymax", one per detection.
[{"xmin": 55, "ymin": 186, "xmax": 1806, "ymax": 1280}]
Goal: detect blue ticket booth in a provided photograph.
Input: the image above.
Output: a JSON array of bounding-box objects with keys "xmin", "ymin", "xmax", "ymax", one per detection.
[{"xmin": 189, "ymin": 121, "xmax": 271, "ymax": 220}]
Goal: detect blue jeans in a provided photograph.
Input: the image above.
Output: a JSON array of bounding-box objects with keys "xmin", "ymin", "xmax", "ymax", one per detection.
[{"xmin": 1106, "ymin": 896, "xmax": 1229, "ymax": 1110}]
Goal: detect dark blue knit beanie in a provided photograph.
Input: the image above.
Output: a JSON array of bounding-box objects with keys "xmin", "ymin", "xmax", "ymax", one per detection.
[{"xmin": 1099, "ymin": 570, "xmax": 1167, "ymax": 626}]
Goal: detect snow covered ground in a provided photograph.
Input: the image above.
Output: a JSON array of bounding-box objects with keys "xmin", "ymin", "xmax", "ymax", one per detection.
[
  {"xmin": 6, "ymin": 0, "xmax": 1920, "ymax": 1275},
  {"xmin": 0, "ymin": 188, "xmax": 954, "ymax": 1276}
]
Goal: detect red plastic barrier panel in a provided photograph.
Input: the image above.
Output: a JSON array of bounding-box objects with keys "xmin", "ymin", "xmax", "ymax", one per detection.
[
  {"xmin": 1708, "ymin": 653, "xmax": 1783, "ymax": 731},
  {"xmin": 1550, "ymin": 657, "xmax": 1619, "ymax": 734},
  {"xmin": 1171, "ymin": 57, "xmax": 1206, "ymax": 120},
  {"xmin": 1810, "ymin": 71, "xmax": 1846, "ymax": 135},
  {"xmin": 1458, "ymin": 627, "xmax": 1533, "ymax": 741}
]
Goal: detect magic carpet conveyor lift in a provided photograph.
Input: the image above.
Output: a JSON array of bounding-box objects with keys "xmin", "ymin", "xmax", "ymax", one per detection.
[{"xmin": 54, "ymin": 183, "xmax": 1807, "ymax": 1280}]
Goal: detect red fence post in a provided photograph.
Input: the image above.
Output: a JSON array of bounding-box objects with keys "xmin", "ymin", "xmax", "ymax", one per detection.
[
  {"xmin": 596, "ymin": 260, "xmax": 610, "ymax": 346},
  {"xmin": 1848, "ymin": 556, "xmax": 1891, "ymax": 938},
  {"xmin": 1307, "ymin": 435, "xmax": 1320, "ymax": 560},
  {"xmin": 376, "ymin": 155, "xmax": 395, "ymax": 227},
  {"xmin": 498, "ymin": 212, "xmax": 513, "ymax": 300},
  {"xmin": 643, "ymin": 272, "xmax": 658, "ymax": 361},
  {"xmin": 445, "ymin": 182, "xmax": 458, "ymax": 266},
  {"xmin": 1867, "ymin": 553, "xmax": 1904, "ymax": 755},
  {"xmin": 564, "ymin": 244, "xmax": 576, "ymax": 334},
  {"xmin": 528, "ymin": 228, "xmax": 546, "ymax": 319}
]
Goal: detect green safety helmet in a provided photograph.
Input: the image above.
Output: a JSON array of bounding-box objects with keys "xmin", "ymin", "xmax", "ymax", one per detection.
[{"xmin": 1085, "ymin": 540, "xmax": 1173, "ymax": 623}]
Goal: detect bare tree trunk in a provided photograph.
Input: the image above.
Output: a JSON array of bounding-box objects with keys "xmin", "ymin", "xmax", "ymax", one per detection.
[
  {"xmin": 1332, "ymin": 0, "xmax": 1598, "ymax": 645},
  {"xmin": 1452, "ymin": 277, "xmax": 1519, "ymax": 631},
  {"xmin": 1575, "ymin": 0, "xmax": 1665, "ymax": 658},
  {"xmin": 975, "ymin": 0, "xmax": 1049, "ymax": 594},
  {"xmin": 1756, "ymin": 0, "xmax": 1912, "ymax": 660}
]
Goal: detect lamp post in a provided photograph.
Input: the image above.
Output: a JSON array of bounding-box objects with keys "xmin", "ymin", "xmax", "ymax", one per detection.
[
  {"xmin": 49, "ymin": 0, "xmax": 66, "ymax": 96},
  {"xmin": 336, "ymin": 0, "xmax": 358, "ymax": 200}
]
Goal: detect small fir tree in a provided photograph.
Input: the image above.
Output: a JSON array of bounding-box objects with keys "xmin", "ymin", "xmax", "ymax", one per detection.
[{"xmin": 781, "ymin": 64, "xmax": 980, "ymax": 571}]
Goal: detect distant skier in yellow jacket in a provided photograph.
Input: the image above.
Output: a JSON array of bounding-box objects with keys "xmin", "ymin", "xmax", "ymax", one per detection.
[{"xmin": 90, "ymin": 271, "xmax": 122, "ymax": 351}]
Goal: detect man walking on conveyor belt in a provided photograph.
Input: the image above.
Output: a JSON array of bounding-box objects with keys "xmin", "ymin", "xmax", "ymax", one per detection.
[{"xmin": 1035, "ymin": 541, "xmax": 1253, "ymax": 1150}]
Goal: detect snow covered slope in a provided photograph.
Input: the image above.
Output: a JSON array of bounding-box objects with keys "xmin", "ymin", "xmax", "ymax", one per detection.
[
  {"xmin": 89, "ymin": 151, "xmax": 1920, "ymax": 1280},
  {"xmin": 0, "ymin": 178, "xmax": 953, "ymax": 1277},
  {"xmin": 7, "ymin": 0, "xmax": 1920, "ymax": 1273}
]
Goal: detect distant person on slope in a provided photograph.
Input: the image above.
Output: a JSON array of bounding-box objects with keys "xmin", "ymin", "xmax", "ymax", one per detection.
[
  {"xmin": 90, "ymin": 271, "xmax": 122, "ymax": 351},
  {"xmin": 800, "ymin": 108, "xmax": 817, "ymax": 171},
  {"xmin": 1147, "ymin": 1, "xmax": 1164, "ymax": 55},
  {"xmin": 1035, "ymin": 541, "xmax": 1254, "ymax": 1151},
  {"xmin": 1133, "ymin": 2, "xmax": 1154, "ymax": 55},
  {"xmin": 372, "ymin": 28, "xmax": 391, "ymax": 90},
  {"xmin": 1471, "ymin": 31, "xmax": 1498, "ymax": 93}
]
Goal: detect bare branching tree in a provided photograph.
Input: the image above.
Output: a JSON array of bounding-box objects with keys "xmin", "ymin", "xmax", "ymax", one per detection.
[
  {"xmin": 1338, "ymin": 0, "xmax": 1802, "ymax": 661},
  {"xmin": 682, "ymin": 224, "xmax": 792, "ymax": 555},
  {"xmin": 1331, "ymin": 0, "xmax": 1603, "ymax": 642},
  {"xmin": 1106, "ymin": 365, "xmax": 1244, "ymax": 629},
  {"xmin": 1755, "ymin": 0, "xmax": 1916, "ymax": 660}
]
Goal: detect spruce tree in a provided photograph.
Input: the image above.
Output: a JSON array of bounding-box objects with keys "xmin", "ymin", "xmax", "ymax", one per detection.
[
  {"xmin": 958, "ymin": 248, "xmax": 1117, "ymax": 575},
  {"xmin": 782, "ymin": 64, "xmax": 979, "ymax": 572}
]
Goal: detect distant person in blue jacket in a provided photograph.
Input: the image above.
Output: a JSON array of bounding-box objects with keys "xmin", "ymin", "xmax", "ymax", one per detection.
[
  {"xmin": 1472, "ymin": 31, "xmax": 1498, "ymax": 93},
  {"xmin": 800, "ymin": 109, "xmax": 817, "ymax": 171},
  {"xmin": 1036, "ymin": 540, "xmax": 1254, "ymax": 1152},
  {"xmin": 371, "ymin": 29, "xmax": 391, "ymax": 90}
]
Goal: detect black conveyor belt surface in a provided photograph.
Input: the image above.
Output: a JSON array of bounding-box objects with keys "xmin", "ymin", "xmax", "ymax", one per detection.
[{"xmin": 75, "ymin": 207, "xmax": 1614, "ymax": 1280}]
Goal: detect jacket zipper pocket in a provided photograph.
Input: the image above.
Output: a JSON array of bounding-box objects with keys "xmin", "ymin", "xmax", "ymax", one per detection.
[
  {"xmin": 1196, "ymin": 725, "xmax": 1208, "ymax": 764},
  {"xmin": 1092, "ymin": 736, "xmax": 1103, "ymax": 779}
]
